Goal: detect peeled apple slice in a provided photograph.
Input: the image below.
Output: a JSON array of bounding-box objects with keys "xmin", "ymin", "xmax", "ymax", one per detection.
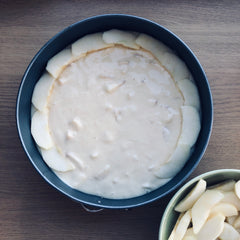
[
  {"xmin": 161, "ymin": 52, "xmax": 191, "ymax": 82},
  {"xmin": 31, "ymin": 111, "xmax": 53, "ymax": 149},
  {"xmin": 154, "ymin": 144, "xmax": 191, "ymax": 179},
  {"xmin": 175, "ymin": 179, "xmax": 207, "ymax": 212},
  {"xmin": 179, "ymin": 106, "xmax": 201, "ymax": 147},
  {"xmin": 221, "ymin": 191, "xmax": 240, "ymax": 210},
  {"xmin": 182, "ymin": 228, "xmax": 197, "ymax": 240},
  {"xmin": 210, "ymin": 202, "xmax": 238, "ymax": 217},
  {"xmin": 72, "ymin": 32, "xmax": 113, "ymax": 57},
  {"xmin": 234, "ymin": 180, "xmax": 240, "ymax": 199},
  {"xmin": 168, "ymin": 213, "xmax": 184, "ymax": 240},
  {"xmin": 32, "ymin": 73, "xmax": 55, "ymax": 111},
  {"xmin": 209, "ymin": 180, "xmax": 236, "ymax": 192},
  {"xmin": 226, "ymin": 215, "xmax": 238, "ymax": 225},
  {"xmin": 233, "ymin": 216, "xmax": 240, "ymax": 229},
  {"xmin": 40, "ymin": 146, "xmax": 75, "ymax": 172},
  {"xmin": 172, "ymin": 210, "xmax": 191, "ymax": 240},
  {"xmin": 219, "ymin": 222, "xmax": 240, "ymax": 240},
  {"xmin": 46, "ymin": 48, "xmax": 72, "ymax": 78},
  {"xmin": 135, "ymin": 33, "xmax": 171, "ymax": 62},
  {"xmin": 177, "ymin": 79, "xmax": 200, "ymax": 110},
  {"xmin": 191, "ymin": 189, "xmax": 224, "ymax": 234},
  {"xmin": 31, "ymin": 105, "xmax": 37, "ymax": 118},
  {"xmin": 103, "ymin": 29, "xmax": 139, "ymax": 49},
  {"xmin": 196, "ymin": 213, "xmax": 225, "ymax": 240}
]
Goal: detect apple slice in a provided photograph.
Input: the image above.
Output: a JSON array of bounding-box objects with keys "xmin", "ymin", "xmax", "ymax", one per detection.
[
  {"xmin": 168, "ymin": 213, "xmax": 184, "ymax": 240},
  {"xmin": 32, "ymin": 73, "xmax": 55, "ymax": 111},
  {"xmin": 135, "ymin": 33, "xmax": 171, "ymax": 62},
  {"xmin": 182, "ymin": 228, "xmax": 197, "ymax": 240},
  {"xmin": 31, "ymin": 110, "xmax": 53, "ymax": 149},
  {"xmin": 234, "ymin": 180, "xmax": 240, "ymax": 199},
  {"xmin": 209, "ymin": 180, "xmax": 236, "ymax": 192},
  {"xmin": 173, "ymin": 210, "xmax": 191, "ymax": 240},
  {"xmin": 40, "ymin": 146, "xmax": 75, "ymax": 172},
  {"xmin": 177, "ymin": 79, "xmax": 200, "ymax": 110},
  {"xmin": 191, "ymin": 189, "xmax": 224, "ymax": 234},
  {"xmin": 219, "ymin": 222, "xmax": 240, "ymax": 240},
  {"xmin": 46, "ymin": 48, "xmax": 72, "ymax": 78},
  {"xmin": 161, "ymin": 52, "xmax": 192, "ymax": 82},
  {"xmin": 233, "ymin": 216, "xmax": 240, "ymax": 229},
  {"xmin": 31, "ymin": 105, "xmax": 37, "ymax": 118},
  {"xmin": 72, "ymin": 32, "xmax": 113, "ymax": 57},
  {"xmin": 210, "ymin": 202, "xmax": 238, "ymax": 217},
  {"xmin": 226, "ymin": 215, "xmax": 238, "ymax": 225},
  {"xmin": 175, "ymin": 179, "xmax": 207, "ymax": 212},
  {"xmin": 104, "ymin": 80, "xmax": 126, "ymax": 93},
  {"xmin": 103, "ymin": 29, "xmax": 139, "ymax": 49},
  {"xmin": 196, "ymin": 213, "xmax": 225, "ymax": 240},
  {"xmin": 154, "ymin": 144, "xmax": 191, "ymax": 179},
  {"xmin": 179, "ymin": 106, "xmax": 201, "ymax": 147},
  {"xmin": 66, "ymin": 152, "xmax": 85, "ymax": 170},
  {"xmin": 221, "ymin": 191, "xmax": 240, "ymax": 210}
]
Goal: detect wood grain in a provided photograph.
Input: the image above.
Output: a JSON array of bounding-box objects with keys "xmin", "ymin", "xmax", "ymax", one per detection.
[{"xmin": 0, "ymin": 0, "xmax": 240, "ymax": 239}]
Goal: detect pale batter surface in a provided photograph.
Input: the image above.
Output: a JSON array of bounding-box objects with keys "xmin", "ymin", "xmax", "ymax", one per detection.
[{"xmin": 47, "ymin": 46, "xmax": 184, "ymax": 199}]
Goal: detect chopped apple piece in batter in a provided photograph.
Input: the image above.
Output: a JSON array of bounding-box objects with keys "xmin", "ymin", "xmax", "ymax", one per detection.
[{"xmin": 104, "ymin": 80, "xmax": 126, "ymax": 93}]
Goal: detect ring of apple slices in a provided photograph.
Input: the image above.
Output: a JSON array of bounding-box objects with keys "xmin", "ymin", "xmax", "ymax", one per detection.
[{"xmin": 31, "ymin": 29, "xmax": 201, "ymax": 185}]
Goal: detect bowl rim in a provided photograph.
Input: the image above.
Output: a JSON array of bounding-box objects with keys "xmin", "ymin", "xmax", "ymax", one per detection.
[
  {"xmin": 159, "ymin": 168, "xmax": 240, "ymax": 239},
  {"xmin": 16, "ymin": 14, "xmax": 213, "ymax": 209}
]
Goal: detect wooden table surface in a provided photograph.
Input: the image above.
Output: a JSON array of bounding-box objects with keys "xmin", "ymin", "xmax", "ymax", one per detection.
[{"xmin": 1, "ymin": 0, "xmax": 240, "ymax": 239}]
